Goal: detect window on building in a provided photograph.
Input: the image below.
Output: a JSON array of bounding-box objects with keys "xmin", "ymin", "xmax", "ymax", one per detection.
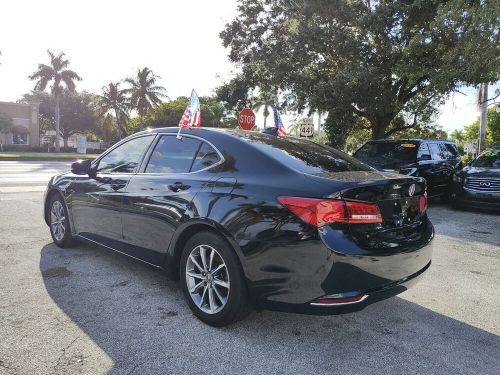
[{"xmin": 13, "ymin": 133, "xmax": 28, "ymax": 145}]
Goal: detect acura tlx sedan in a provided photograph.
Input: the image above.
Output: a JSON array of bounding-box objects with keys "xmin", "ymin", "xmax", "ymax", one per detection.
[{"xmin": 44, "ymin": 128, "xmax": 433, "ymax": 326}]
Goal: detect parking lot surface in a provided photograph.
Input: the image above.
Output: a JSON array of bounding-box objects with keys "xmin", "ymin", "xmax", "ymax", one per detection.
[{"xmin": 0, "ymin": 161, "xmax": 499, "ymax": 374}]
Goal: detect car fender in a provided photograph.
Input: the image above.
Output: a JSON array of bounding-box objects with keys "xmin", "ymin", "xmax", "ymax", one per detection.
[{"xmin": 165, "ymin": 217, "xmax": 247, "ymax": 279}]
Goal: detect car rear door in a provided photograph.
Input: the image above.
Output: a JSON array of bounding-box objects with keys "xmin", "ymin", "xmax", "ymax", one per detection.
[
  {"xmin": 427, "ymin": 142, "xmax": 449, "ymax": 196},
  {"xmin": 415, "ymin": 142, "xmax": 438, "ymax": 194},
  {"xmin": 119, "ymin": 134, "xmax": 222, "ymax": 265}
]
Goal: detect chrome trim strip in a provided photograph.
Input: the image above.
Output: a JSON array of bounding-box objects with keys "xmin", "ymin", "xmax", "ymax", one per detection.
[
  {"xmin": 310, "ymin": 294, "xmax": 369, "ymax": 306},
  {"xmin": 76, "ymin": 234, "xmax": 162, "ymax": 268},
  {"xmin": 463, "ymin": 187, "xmax": 500, "ymax": 194}
]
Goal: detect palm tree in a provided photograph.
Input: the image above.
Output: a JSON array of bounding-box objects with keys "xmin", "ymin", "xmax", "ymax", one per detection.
[
  {"xmin": 252, "ymin": 89, "xmax": 276, "ymax": 129},
  {"xmin": 450, "ymin": 129, "xmax": 465, "ymax": 147},
  {"xmin": 29, "ymin": 50, "xmax": 81, "ymax": 152},
  {"xmin": 97, "ymin": 82, "xmax": 130, "ymax": 139},
  {"xmin": 125, "ymin": 67, "xmax": 166, "ymax": 119}
]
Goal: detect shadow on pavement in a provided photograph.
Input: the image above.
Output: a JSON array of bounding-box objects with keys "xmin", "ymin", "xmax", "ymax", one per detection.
[
  {"xmin": 427, "ymin": 199, "xmax": 500, "ymax": 247},
  {"xmin": 40, "ymin": 242, "xmax": 500, "ymax": 375}
]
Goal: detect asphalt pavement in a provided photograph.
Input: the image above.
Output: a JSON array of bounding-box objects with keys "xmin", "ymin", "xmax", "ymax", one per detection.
[{"xmin": 0, "ymin": 160, "xmax": 499, "ymax": 375}]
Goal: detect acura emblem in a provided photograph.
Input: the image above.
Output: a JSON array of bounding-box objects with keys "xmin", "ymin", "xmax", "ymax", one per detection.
[
  {"xmin": 479, "ymin": 181, "xmax": 491, "ymax": 187},
  {"xmin": 408, "ymin": 184, "xmax": 416, "ymax": 197}
]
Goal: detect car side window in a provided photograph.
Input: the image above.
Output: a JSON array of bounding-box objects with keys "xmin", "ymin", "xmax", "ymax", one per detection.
[
  {"xmin": 191, "ymin": 142, "xmax": 221, "ymax": 172},
  {"xmin": 145, "ymin": 135, "xmax": 202, "ymax": 173},
  {"xmin": 97, "ymin": 136, "xmax": 153, "ymax": 173},
  {"xmin": 444, "ymin": 143, "xmax": 459, "ymax": 159},
  {"xmin": 438, "ymin": 143, "xmax": 454, "ymax": 160},
  {"xmin": 417, "ymin": 143, "xmax": 430, "ymax": 159},
  {"xmin": 428, "ymin": 143, "xmax": 442, "ymax": 160}
]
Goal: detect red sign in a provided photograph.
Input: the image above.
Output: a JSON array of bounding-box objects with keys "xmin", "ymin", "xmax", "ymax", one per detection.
[{"xmin": 239, "ymin": 108, "xmax": 256, "ymax": 131}]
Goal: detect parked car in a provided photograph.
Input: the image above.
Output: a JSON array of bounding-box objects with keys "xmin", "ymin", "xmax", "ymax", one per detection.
[
  {"xmin": 44, "ymin": 128, "xmax": 433, "ymax": 326},
  {"xmin": 451, "ymin": 149, "xmax": 500, "ymax": 211},
  {"xmin": 353, "ymin": 139, "xmax": 462, "ymax": 200}
]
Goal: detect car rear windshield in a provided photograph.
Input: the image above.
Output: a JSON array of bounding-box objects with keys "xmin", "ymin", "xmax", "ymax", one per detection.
[
  {"xmin": 354, "ymin": 141, "xmax": 418, "ymax": 162},
  {"xmin": 471, "ymin": 151, "xmax": 500, "ymax": 168},
  {"xmin": 235, "ymin": 132, "xmax": 371, "ymax": 173}
]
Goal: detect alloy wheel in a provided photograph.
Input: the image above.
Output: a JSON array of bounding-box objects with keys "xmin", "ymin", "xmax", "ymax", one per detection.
[
  {"xmin": 185, "ymin": 245, "xmax": 230, "ymax": 314},
  {"xmin": 50, "ymin": 200, "xmax": 66, "ymax": 242}
]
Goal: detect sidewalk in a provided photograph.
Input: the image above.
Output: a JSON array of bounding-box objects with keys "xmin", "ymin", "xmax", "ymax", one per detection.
[{"xmin": 0, "ymin": 152, "xmax": 99, "ymax": 161}]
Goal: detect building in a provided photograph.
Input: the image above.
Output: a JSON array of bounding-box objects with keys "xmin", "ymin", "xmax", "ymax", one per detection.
[{"xmin": 0, "ymin": 101, "xmax": 40, "ymax": 147}]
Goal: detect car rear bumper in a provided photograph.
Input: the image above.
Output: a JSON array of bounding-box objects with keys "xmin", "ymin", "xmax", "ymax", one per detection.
[
  {"xmin": 258, "ymin": 260, "xmax": 430, "ymax": 315},
  {"xmin": 247, "ymin": 219, "xmax": 434, "ymax": 313}
]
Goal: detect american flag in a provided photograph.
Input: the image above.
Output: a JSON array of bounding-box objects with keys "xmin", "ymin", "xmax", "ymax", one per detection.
[
  {"xmin": 273, "ymin": 106, "xmax": 287, "ymax": 136},
  {"xmin": 179, "ymin": 89, "xmax": 201, "ymax": 128}
]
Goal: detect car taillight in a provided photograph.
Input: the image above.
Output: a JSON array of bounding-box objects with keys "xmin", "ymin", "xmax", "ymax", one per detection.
[
  {"xmin": 277, "ymin": 197, "xmax": 382, "ymax": 227},
  {"xmin": 419, "ymin": 194, "xmax": 427, "ymax": 214}
]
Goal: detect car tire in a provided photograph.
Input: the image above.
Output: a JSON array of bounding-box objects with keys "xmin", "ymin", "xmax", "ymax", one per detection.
[
  {"xmin": 180, "ymin": 230, "xmax": 250, "ymax": 326},
  {"xmin": 440, "ymin": 191, "xmax": 451, "ymax": 203},
  {"xmin": 451, "ymin": 200, "xmax": 462, "ymax": 210},
  {"xmin": 48, "ymin": 194, "xmax": 76, "ymax": 248}
]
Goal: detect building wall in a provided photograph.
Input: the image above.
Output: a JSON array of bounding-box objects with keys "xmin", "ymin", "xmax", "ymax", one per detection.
[{"xmin": 0, "ymin": 101, "xmax": 40, "ymax": 147}]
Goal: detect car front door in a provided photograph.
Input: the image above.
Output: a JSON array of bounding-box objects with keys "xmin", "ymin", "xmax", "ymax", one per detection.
[
  {"xmin": 119, "ymin": 134, "xmax": 222, "ymax": 265},
  {"xmin": 69, "ymin": 135, "xmax": 155, "ymax": 247}
]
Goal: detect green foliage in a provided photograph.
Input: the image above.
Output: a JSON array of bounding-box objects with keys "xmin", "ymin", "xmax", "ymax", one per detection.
[
  {"xmin": 0, "ymin": 114, "xmax": 13, "ymax": 134},
  {"xmin": 146, "ymin": 97, "xmax": 187, "ymax": 128},
  {"xmin": 450, "ymin": 129, "xmax": 466, "ymax": 145},
  {"xmin": 125, "ymin": 67, "xmax": 166, "ymax": 118},
  {"xmin": 463, "ymin": 108, "xmax": 500, "ymax": 147},
  {"xmin": 97, "ymin": 82, "xmax": 130, "ymax": 138},
  {"xmin": 29, "ymin": 50, "xmax": 81, "ymax": 96},
  {"xmin": 23, "ymin": 90, "xmax": 99, "ymax": 141},
  {"xmin": 461, "ymin": 153, "xmax": 473, "ymax": 165},
  {"xmin": 146, "ymin": 96, "xmax": 230, "ymax": 129},
  {"xmin": 221, "ymin": 0, "xmax": 500, "ymax": 145}
]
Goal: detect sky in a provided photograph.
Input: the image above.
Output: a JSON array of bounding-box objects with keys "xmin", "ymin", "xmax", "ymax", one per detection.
[{"xmin": 0, "ymin": 0, "xmax": 494, "ymax": 133}]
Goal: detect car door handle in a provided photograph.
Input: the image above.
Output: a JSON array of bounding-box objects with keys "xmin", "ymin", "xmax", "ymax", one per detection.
[{"xmin": 168, "ymin": 182, "xmax": 190, "ymax": 192}]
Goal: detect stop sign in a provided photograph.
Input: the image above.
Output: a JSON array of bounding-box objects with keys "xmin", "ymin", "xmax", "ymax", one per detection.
[{"xmin": 238, "ymin": 108, "xmax": 256, "ymax": 131}]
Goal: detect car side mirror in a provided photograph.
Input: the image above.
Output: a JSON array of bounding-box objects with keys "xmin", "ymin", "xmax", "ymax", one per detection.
[
  {"xmin": 71, "ymin": 159, "xmax": 92, "ymax": 175},
  {"xmin": 418, "ymin": 154, "xmax": 431, "ymax": 161}
]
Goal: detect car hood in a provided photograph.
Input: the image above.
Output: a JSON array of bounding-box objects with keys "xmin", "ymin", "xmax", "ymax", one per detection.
[{"xmin": 462, "ymin": 166, "xmax": 500, "ymax": 178}]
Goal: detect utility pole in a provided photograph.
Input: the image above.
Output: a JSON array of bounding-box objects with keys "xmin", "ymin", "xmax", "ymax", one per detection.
[{"xmin": 478, "ymin": 83, "xmax": 488, "ymax": 153}]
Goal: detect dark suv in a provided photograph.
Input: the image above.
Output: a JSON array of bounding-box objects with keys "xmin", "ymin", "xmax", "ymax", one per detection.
[{"xmin": 354, "ymin": 139, "xmax": 462, "ymax": 199}]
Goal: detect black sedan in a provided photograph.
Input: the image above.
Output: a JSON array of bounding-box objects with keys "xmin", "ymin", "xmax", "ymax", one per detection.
[
  {"xmin": 44, "ymin": 128, "xmax": 433, "ymax": 326},
  {"xmin": 451, "ymin": 149, "xmax": 500, "ymax": 211}
]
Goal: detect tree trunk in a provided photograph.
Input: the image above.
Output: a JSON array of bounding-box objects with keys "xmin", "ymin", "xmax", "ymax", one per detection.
[
  {"xmin": 55, "ymin": 95, "xmax": 61, "ymax": 152},
  {"xmin": 63, "ymin": 137, "xmax": 69, "ymax": 149},
  {"xmin": 317, "ymin": 112, "xmax": 322, "ymax": 135},
  {"xmin": 370, "ymin": 116, "xmax": 392, "ymax": 140},
  {"xmin": 263, "ymin": 113, "xmax": 267, "ymax": 128},
  {"xmin": 479, "ymin": 83, "xmax": 488, "ymax": 153},
  {"xmin": 114, "ymin": 108, "xmax": 123, "ymax": 139}
]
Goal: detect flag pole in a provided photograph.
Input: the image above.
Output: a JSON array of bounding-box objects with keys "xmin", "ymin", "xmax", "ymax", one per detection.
[{"xmin": 176, "ymin": 125, "xmax": 183, "ymax": 139}]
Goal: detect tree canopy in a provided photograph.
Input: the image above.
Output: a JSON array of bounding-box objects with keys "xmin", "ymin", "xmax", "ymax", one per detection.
[
  {"xmin": 463, "ymin": 108, "xmax": 500, "ymax": 148},
  {"xmin": 97, "ymin": 82, "xmax": 130, "ymax": 138},
  {"xmin": 145, "ymin": 96, "xmax": 229, "ymax": 129},
  {"xmin": 23, "ymin": 90, "xmax": 99, "ymax": 145},
  {"xmin": 126, "ymin": 67, "xmax": 167, "ymax": 118},
  {"xmin": 220, "ymin": 0, "xmax": 500, "ymax": 147}
]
